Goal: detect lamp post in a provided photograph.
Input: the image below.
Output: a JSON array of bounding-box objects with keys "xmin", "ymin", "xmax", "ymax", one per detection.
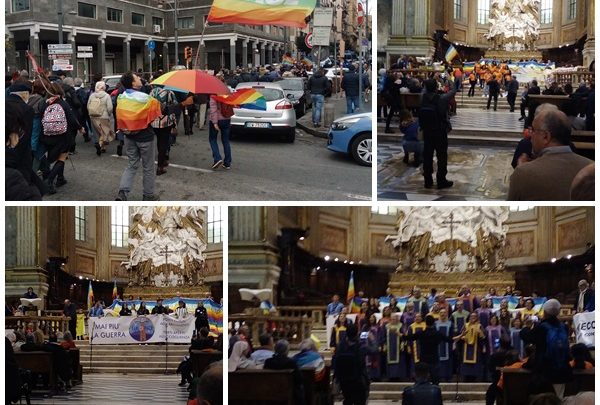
[{"xmin": 158, "ymin": 0, "xmax": 179, "ymax": 67}]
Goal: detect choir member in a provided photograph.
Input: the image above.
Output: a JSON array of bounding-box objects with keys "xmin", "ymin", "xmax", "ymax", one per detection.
[
  {"xmin": 454, "ymin": 312, "xmax": 485, "ymax": 382},
  {"xmin": 476, "ymin": 298, "xmax": 492, "ymax": 328},
  {"xmin": 509, "ymin": 317, "xmax": 525, "ymax": 359},
  {"xmin": 435, "ymin": 308, "xmax": 454, "ymax": 382},
  {"xmin": 384, "ymin": 313, "xmax": 407, "ymax": 381}
]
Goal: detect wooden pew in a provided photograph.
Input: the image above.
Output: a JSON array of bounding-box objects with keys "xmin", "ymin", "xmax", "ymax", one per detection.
[
  {"xmin": 571, "ymin": 130, "xmax": 595, "ymax": 160},
  {"xmin": 190, "ymin": 350, "xmax": 223, "ymax": 378},
  {"xmin": 301, "ymin": 366, "xmax": 332, "ymax": 405},
  {"xmin": 14, "ymin": 351, "xmax": 55, "ymax": 391},
  {"xmin": 528, "ymin": 95, "xmax": 588, "ymax": 115},
  {"xmin": 68, "ymin": 348, "xmax": 82, "ymax": 384},
  {"xmin": 229, "ymin": 369, "xmax": 295, "ymax": 405},
  {"xmin": 502, "ymin": 368, "xmax": 595, "ymax": 405}
]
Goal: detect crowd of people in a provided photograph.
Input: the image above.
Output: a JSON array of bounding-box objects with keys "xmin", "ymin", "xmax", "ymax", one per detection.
[{"xmin": 377, "ymin": 57, "xmax": 595, "ymax": 199}]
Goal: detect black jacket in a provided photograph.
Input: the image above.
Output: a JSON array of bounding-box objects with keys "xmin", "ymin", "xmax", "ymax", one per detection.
[
  {"xmin": 342, "ymin": 72, "xmax": 360, "ymax": 97},
  {"xmin": 404, "ymin": 326, "xmax": 453, "ymax": 364},
  {"xmin": 508, "ymin": 79, "xmax": 519, "ymax": 94},
  {"xmin": 402, "ymin": 381, "xmax": 443, "ymax": 405},
  {"xmin": 420, "ymin": 89, "xmax": 456, "ymax": 134},
  {"xmin": 488, "ymin": 80, "xmax": 500, "ymax": 96},
  {"xmin": 64, "ymin": 303, "xmax": 77, "ymax": 319},
  {"xmin": 308, "ymin": 73, "xmax": 330, "ymax": 95},
  {"xmin": 5, "ymin": 167, "xmax": 42, "ymax": 201},
  {"xmin": 264, "ymin": 354, "xmax": 305, "ymax": 405}
]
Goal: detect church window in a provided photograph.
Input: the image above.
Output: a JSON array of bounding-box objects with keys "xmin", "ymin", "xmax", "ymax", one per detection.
[
  {"xmin": 75, "ymin": 206, "xmax": 87, "ymax": 241},
  {"xmin": 371, "ymin": 207, "xmax": 399, "ymax": 215},
  {"xmin": 477, "ymin": 0, "xmax": 490, "ymax": 24},
  {"xmin": 540, "ymin": 0, "xmax": 552, "ymax": 24},
  {"xmin": 111, "ymin": 206, "xmax": 129, "ymax": 247},
  {"xmin": 509, "ymin": 206, "xmax": 535, "ymax": 212},
  {"xmin": 568, "ymin": 0, "xmax": 577, "ymax": 20},
  {"xmin": 454, "ymin": 0, "xmax": 462, "ymax": 20},
  {"xmin": 208, "ymin": 206, "xmax": 223, "ymax": 244}
]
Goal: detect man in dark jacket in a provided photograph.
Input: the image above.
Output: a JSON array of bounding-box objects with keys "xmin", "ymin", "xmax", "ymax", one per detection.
[
  {"xmin": 520, "ymin": 79, "xmax": 541, "ymax": 122},
  {"xmin": 402, "ymin": 362, "xmax": 443, "ymax": 405},
  {"xmin": 486, "ymin": 77, "xmax": 500, "ymax": 111},
  {"xmin": 63, "ymin": 299, "xmax": 77, "ymax": 339},
  {"xmin": 507, "ymin": 76, "xmax": 519, "ymax": 112},
  {"xmin": 333, "ymin": 324, "xmax": 369, "ymax": 405},
  {"xmin": 307, "ymin": 68, "xmax": 330, "ymax": 127},
  {"xmin": 341, "ymin": 65, "xmax": 361, "ymax": 114},
  {"xmin": 264, "ymin": 339, "xmax": 305, "ymax": 405},
  {"xmin": 195, "ymin": 301, "xmax": 210, "ymax": 332},
  {"xmin": 418, "ymin": 79, "xmax": 456, "ymax": 189}
]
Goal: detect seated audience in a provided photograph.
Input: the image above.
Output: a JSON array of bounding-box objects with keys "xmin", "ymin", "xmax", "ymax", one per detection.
[
  {"xmin": 402, "ymin": 362, "xmax": 443, "ymax": 405},
  {"xmin": 228, "ymin": 341, "xmax": 256, "ymax": 371},
  {"xmin": 250, "ymin": 333, "xmax": 274, "ymax": 366}
]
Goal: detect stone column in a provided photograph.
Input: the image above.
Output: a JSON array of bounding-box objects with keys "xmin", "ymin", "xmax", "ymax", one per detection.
[
  {"xmin": 259, "ymin": 41, "xmax": 266, "ymax": 66},
  {"xmin": 123, "ymin": 36, "xmax": 131, "ymax": 73},
  {"xmin": 230, "ymin": 37, "xmax": 237, "ymax": 70},
  {"xmin": 6, "ymin": 30, "xmax": 17, "ymax": 73},
  {"xmin": 96, "ymin": 207, "xmax": 112, "ymax": 281},
  {"xmin": 68, "ymin": 31, "xmax": 77, "ymax": 75},
  {"xmin": 414, "ymin": 0, "xmax": 427, "ymax": 36},
  {"xmin": 266, "ymin": 43, "xmax": 273, "ymax": 65},
  {"xmin": 274, "ymin": 44, "xmax": 280, "ymax": 63},
  {"xmin": 97, "ymin": 33, "xmax": 106, "ymax": 76},
  {"xmin": 199, "ymin": 40, "xmax": 207, "ymax": 70},
  {"xmin": 583, "ymin": 0, "xmax": 595, "ymax": 68},
  {"xmin": 162, "ymin": 42, "xmax": 169, "ymax": 71},
  {"xmin": 391, "ymin": 0, "xmax": 404, "ymax": 36},
  {"xmin": 242, "ymin": 39, "xmax": 248, "ymax": 68},
  {"xmin": 16, "ymin": 208, "xmax": 38, "ymax": 268},
  {"xmin": 251, "ymin": 40, "xmax": 258, "ymax": 67},
  {"xmin": 536, "ymin": 207, "xmax": 554, "ymax": 261},
  {"xmin": 29, "ymin": 26, "xmax": 40, "ymax": 70}
]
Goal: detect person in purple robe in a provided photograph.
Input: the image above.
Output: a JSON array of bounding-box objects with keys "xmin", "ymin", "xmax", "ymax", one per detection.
[{"xmin": 435, "ymin": 308, "xmax": 454, "ymax": 382}]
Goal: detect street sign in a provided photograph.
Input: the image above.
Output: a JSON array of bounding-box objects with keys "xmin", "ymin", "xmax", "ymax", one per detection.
[
  {"xmin": 48, "ymin": 44, "xmax": 73, "ymax": 50},
  {"xmin": 313, "ymin": 8, "xmax": 334, "ymax": 27},
  {"xmin": 77, "ymin": 52, "xmax": 93, "ymax": 58},
  {"xmin": 49, "ymin": 54, "xmax": 72, "ymax": 60},
  {"xmin": 53, "ymin": 59, "xmax": 71, "ymax": 66},
  {"xmin": 48, "ymin": 49, "xmax": 73, "ymax": 55},
  {"xmin": 147, "ymin": 40, "xmax": 156, "ymax": 50},
  {"xmin": 77, "ymin": 46, "xmax": 93, "ymax": 52},
  {"xmin": 305, "ymin": 33, "xmax": 313, "ymax": 49},
  {"xmin": 52, "ymin": 64, "xmax": 73, "ymax": 71},
  {"xmin": 312, "ymin": 27, "xmax": 330, "ymax": 46}
]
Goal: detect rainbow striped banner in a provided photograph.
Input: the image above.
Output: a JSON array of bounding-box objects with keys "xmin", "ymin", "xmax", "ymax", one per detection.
[
  {"xmin": 116, "ymin": 89, "xmax": 163, "ymax": 132},
  {"xmin": 463, "ymin": 62, "xmax": 475, "ymax": 74},
  {"xmin": 87, "ymin": 281, "xmax": 94, "ymax": 310},
  {"xmin": 346, "ymin": 271, "xmax": 362, "ymax": 313},
  {"xmin": 212, "ymin": 88, "xmax": 266, "ymax": 111},
  {"xmin": 282, "ymin": 55, "xmax": 296, "ymax": 66},
  {"xmin": 207, "ymin": 0, "xmax": 317, "ymax": 28}
]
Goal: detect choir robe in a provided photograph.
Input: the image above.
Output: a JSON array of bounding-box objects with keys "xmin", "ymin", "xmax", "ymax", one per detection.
[
  {"xmin": 460, "ymin": 323, "xmax": 485, "ymax": 378},
  {"xmin": 408, "ymin": 321, "xmax": 427, "ymax": 377},
  {"xmin": 458, "ymin": 293, "xmax": 479, "ymax": 312},
  {"xmin": 485, "ymin": 325, "xmax": 503, "ymax": 355},
  {"xmin": 427, "ymin": 312, "xmax": 441, "ymax": 321},
  {"xmin": 476, "ymin": 308, "xmax": 491, "ymax": 329},
  {"xmin": 435, "ymin": 320, "xmax": 454, "ymax": 381},
  {"xmin": 409, "ymin": 298, "xmax": 429, "ymax": 316},
  {"xmin": 366, "ymin": 326, "xmax": 381, "ymax": 380},
  {"xmin": 509, "ymin": 327, "xmax": 525, "ymax": 359},
  {"xmin": 330, "ymin": 322, "xmax": 349, "ymax": 350},
  {"xmin": 451, "ymin": 310, "xmax": 470, "ymax": 335},
  {"xmin": 384, "ymin": 323, "xmax": 407, "ymax": 379},
  {"xmin": 400, "ymin": 312, "xmax": 415, "ymax": 334}
]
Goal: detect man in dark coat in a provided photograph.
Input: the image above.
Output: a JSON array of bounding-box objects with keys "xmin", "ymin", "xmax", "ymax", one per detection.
[
  {"xmin": 333, "ymin": 324, "xmax": 370, "ymax": 405},
  {"xmin": 418, "ymin": 79, "xmax": 456, "ymax": 189},
  {"xmin": 402, "ymin": 362, "xmax": 443, "ymax": 405},
  {"xmin": 486, "ymin": 77, "xmax": 500, "ymax": 111},
  {"xmin": 63, "ymin": 299, "xmax": 77, "ymax": 339},
  {"xmin": 195, "ymin": 301, "xmax": 210, "ymax": 332},
  {"xmin": 341, "ymin": 65, "xmax": 361, "ymax": 114},
  {"xmin": 507, "ymin": 76, "xmax": 519, "ymax": 112},
  {"xmin": 264, "ymin": 339, "xmax": 305, "ymax": 405}
]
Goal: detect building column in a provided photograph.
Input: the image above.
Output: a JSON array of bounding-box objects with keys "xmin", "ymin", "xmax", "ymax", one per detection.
[
  {"xmin": 68, "ymin": 31, "xmax": 77, "ymax": 74},
  {"xmin": 230, "ymin": 37, "xmax": 237, "ymax": 70},
  {"xmin": 162, "ymin": 42, "xmax": 169, "ymax": 71},
  {"xmin": 391, "ymin": 0, "xmax": 404, "ymax": 36},
  {"xmin": 123, "ymin": 36, "xmax": 131, "ymax": 72},
  {"xmin": 414, "ymin": 0, "xmax": 427, "ymax": 36},
  {"xmin": 199, "ymin": 39, "xmax": 207, "ymax": 70},
  {"xmin": 97, "ymin": 33, "xmax": 106, "ymax": 76},
  {"xmin": 583, "ymin": 0, "xmax": 595, "ymax": 69},
  {"xmin": 251, "ymin": 40, "xmax": 258, "ymax": 67},
  {"xmin": 273, "ymin": 44, "xmax": 280, "ymax": 63},
  {"xmin": 96, "ymin": 207, "xmax": 112, "ymax": 281},
  {"xmin": 6, "ymin": 29, "xmax": 17, "ymax": 73},
  {"xmin": 29, "ymin": 26, "xmax": 40, "ymax": 70},
  {"xmin": 259, "ymin": 41, "xmax": 266, "ymax": 66},
  {"xmin": 266, "ymin": 43, "xmax": 273, "ymax": 65},
  {"xmin": 242, "ymin": 39, "xmax": 248, "ymax": 68}
]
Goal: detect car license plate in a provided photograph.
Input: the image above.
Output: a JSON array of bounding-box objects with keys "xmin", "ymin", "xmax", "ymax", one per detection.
[{"xmin": 245, "ymin": 122, "xmax": 271, "ymax": 128}]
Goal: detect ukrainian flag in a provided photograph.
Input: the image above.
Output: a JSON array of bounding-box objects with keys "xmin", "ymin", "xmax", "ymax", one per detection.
[{"xmin": 445, "ymin": 44, "xmax": 459, "ymax": 63}]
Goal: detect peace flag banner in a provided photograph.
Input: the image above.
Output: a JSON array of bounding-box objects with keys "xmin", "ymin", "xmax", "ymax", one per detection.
[
  {"xmin": 116, "ymin": 89, "xmax": 163, "ymax": 132},
  {"xmin": 573, "ymin": 311, "xmax": 595, "ymax": 347},
  {"xmin": 207, "ymin": 0, "xmax": 317, "ymax": 28},
  {"xmin": 89, "ymin": 314, "xmax": 196, "ymax": 345},
  {"xmin": 212, "ymin": 88, "xmax": 267, "ymax": 111},
  {"xmin": 282, "ymin": 55, "xmax": 296, "ymax": 66},
  {"xmin": 378, "ymin": 295, "xmax": 547, "ymax": 313},
  {"xmin": 107, "ymin": 297, "xmax": 223, "ymax": 336}
]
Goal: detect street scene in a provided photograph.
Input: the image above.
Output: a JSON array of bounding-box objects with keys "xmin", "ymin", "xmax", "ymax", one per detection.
[{"xmin": 6, "ymin": 0, "xmax": 373, "ymax": 201}]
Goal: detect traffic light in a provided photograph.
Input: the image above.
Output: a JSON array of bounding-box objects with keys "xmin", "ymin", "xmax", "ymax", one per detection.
[{"xmin": 184, "ymin": 47, "xmax": 192, "ymax": 61}]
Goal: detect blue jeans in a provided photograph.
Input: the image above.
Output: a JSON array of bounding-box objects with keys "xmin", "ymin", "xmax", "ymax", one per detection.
[
  {"xmin": 209, "ymin": 119, "xmax": 232, "ymax": 166},
  {"xmin": 311, "ymin": 94, "xmax": 324, "ymax": 124},
  {"xmin": 346, "ymin": 95, "xmax": 360, "ymax": 114},
  {"xmin": 118, "ymin": 137, "xmax": 156, "ymax": 198}
]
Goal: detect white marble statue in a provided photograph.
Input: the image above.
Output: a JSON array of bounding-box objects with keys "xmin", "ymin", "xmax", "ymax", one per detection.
[{"xmin": 486, "ymin": 0, "xmax": 540, "ymax": 49}]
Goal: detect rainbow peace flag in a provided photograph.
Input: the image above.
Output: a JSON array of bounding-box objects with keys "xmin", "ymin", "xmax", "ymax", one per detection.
[
  {"xmin": 282, "ymin": 55, "xmax": 296, "ymax": 66},
  {"xmin": 116, "ymin": 89, "xmax": 163, "ymax": 132},
  {"xmin": 463, "ymin": 62, "xmax": 475, "ymax": 74},
  {"xmin": 212, "ymin": 88, "xmax": 266, "ymax": 111},
  {"xmin": 112, "ymin": 280, "xmax": 118, "ymax": 300},
  {"xmin": 301, "ymin": 57, "xmax": 313, "ymax": 68},
  {"xmin": 207, "ymin": 0, "xmax": 317, "ymax": 28},
  {"xmin": 346, "ymin": 271, "xmax": 361, "ymax": 313},
  {"xmin": 87, "ymin": 281, "xmax": 94, "ymax": 310},
  {"xmin": 445, "ymin": 44, "xmax": 459, "ymax": 63}
]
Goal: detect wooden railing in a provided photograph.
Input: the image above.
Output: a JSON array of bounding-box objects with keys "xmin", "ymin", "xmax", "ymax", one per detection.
[
  {"xmin": 229, "ymin": 313, "xmax": 313, "ymax": 345},
  {"xmin": 277, "ymin": 306, "xmax": 326, "ymax": 326},
  {"xmin": 554, "ymin": 70, "xmax": 595, "ymax": 87},
  {"xmin": 6, "ymin": 315, "xmax": 70, "ymax": 335}
]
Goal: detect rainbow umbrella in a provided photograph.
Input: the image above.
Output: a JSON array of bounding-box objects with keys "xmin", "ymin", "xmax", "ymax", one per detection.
[
  {"xmin": 212, "ymin": 88, "xmax": 267, "ymax": 111},
  {"xmin": 150, "ymin": 69, "xmax": 230, "ymax": 95}
]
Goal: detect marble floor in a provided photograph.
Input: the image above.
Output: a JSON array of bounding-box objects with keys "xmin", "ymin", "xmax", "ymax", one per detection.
[
  {"xmin": 377, "ymin": 142, "xmax": 515, "ymax": 201},
  {"xmin": 26, "ymin": 374, "xmax": 189, "ymax": 404}
]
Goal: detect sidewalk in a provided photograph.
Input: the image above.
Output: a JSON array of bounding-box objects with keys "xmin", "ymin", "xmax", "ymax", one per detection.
[{"xmin": 297, "ymin": 93, "xmax": 373, "ymax": 138}]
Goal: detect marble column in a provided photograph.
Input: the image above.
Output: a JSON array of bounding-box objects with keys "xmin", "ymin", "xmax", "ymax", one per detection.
[
  {"xmin": 274, "ymin": 44, "xmax": 281, "ymax": 63},
  {"xmin": 96, "ymin": 207, "xmax": 112, "ymax": 281},
  {"xmin": 242, "ymin": 39, "xmax": 248, "ymax": 68},
  {"xmin": 583, "ymin": 0, "xmax": 595, "ymax": 68},
  {"xmin": 537, "ymin": 207, "xmax": 554, "ymax": 261},
  {"xmin": 266, "ymin": 43, "xmax": 273, "ymax": 65},
  {"xmin": 414, "ymin": 0, "xmax": 427, "ymax": 36},
  {"xmin": 259, "ymin": 41, "xmax": 266, "ymax": 66},
  {"xmin": 251, "ymin": 40, "xmax": 258, "ymax": 67},
  {"xmin": 123, "ymin": 36, "xmax": 131, "ymax": 72},
  {"xmin": 391, "ymin": 0, "xmax": 404, "ymax": 36},
  {"xmin": 16, "ymin": 207, "xmax": 38, "ymax": 268},
  {"xmin": 97, "ymin": 34, "xmax": 106, "ymax": 76},
  {"xmin": 230, "ymin": 37, "xmax": 237, "ymax": 70}
]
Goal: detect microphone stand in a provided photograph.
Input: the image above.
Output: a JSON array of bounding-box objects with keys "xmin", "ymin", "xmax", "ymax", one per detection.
[
  {"xmin": 452, "ymin": 343, "xmax": 464, "ymax": 402},
  {"xmin": 164, "ymin": 314, "xmax": 169, "ymax": 375},
  {"xmin": 89, "ymin": 320, "xmax": 95, "ymax": 374}
]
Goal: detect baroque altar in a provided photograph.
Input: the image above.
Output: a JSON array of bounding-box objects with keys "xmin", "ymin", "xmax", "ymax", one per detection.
[
  {"xmin": 123, "ymin": 207, "xmax": 211, "ymax": 299},
  {"xmin": 385, "ymin": 207, "xmax": 515, "ymax": 296}
]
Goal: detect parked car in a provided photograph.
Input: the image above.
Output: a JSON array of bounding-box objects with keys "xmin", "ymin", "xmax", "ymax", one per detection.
[
  {"xmin": 102, "ymin": 75, "xmax": 122, "ymax": 93},
  {"xmin": 327, "ymin": 113, "xmax": 372, "ymax": 166},
  {"xmin": 230, "ymin": 82, "xmax": 296, "ymax": 143},
  {"xmin": 275, "ymin": 77, "xmax": 312, "ymax": 118}
]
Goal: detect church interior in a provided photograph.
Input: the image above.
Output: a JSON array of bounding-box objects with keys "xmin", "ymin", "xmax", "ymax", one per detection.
[{"xmin": 228, "ymin": 206, "xmax": 595, "ymax": 403}]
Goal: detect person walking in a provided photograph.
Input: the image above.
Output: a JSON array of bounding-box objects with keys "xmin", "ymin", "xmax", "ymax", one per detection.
[
  {"xmin": 333, "ymin": 324, "xmax": 370, "ymax": 405},
  {"xmin": 87, "ymin": 81, "xmax": 115, "ymax": 156},
  {"xmin": 487, "ymin": 77, "xmax": 500, "ymax": 111},
  {"xmin": 468, "ymin": 72, "xmax": 477, "ymax": 97},
  {"xmin": 149, "ymin": 76, "xmax": 178, "ymax": 176},
  {"xmin": 341, "ymin": 65, "xmax": 361, "ymax": 114},
  {"xmin": 208, "ymin": 94, "xmax": 233, "ymax": 170},
  {"xmin": 418, "ymin": 79, "xmax": 456, "ymax": 189},
  {"xmin": 507, "ymin": 76, "xmax": 519, "ymax": 112},
  {"xmin": 307, "ymin": 68, "xmax": 330, "ymax": 128}
]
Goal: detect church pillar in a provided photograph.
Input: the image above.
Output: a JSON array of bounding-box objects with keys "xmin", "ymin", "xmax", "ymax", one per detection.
[
  {"xmin": 5, "ymin": 207, "xmax": 49, "ymax": 305},
  {"xmin": 537, "ymin": 207, "xmax": 554, "ymax": 261},
  {"xmin": 387, "ymin": 0, "xmax": 434, "ymax": 58},
  {"xmin": 414, "ymin": 0, "xmax": 427, "ymax": 36},
  {"xmin": 583, "ymin": 0, "xmax": 595, "ymax": 69},
  {"xmin": 96, "ymin": 207, "xmax": 112, "ymax": 281},
  {"xmin": 351, "ymin": 208, "xmax": 370, "ymax": 262},
  {"xmin": 391, "ymin": 0, "xmax": 404, "ymax": 36}
]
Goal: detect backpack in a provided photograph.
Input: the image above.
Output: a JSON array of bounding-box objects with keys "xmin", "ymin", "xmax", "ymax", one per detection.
[
  {"xmin": 418, "ymin": 94, "xmax": 442, "ymax": 133},
  {"xmin": 41, "ymin": 101, "xmax": 68, "ymax": 136},
  {"xmin": 87, "ymin": 95, "xmax": 105, "ymax": 117},
  {"xmin": 150, "ymin": 88, "xmax": 176, "ymax": 128},
  {"xmin": 541, "ymin": 322, "xmax": 569, "ymax": 372},
  {"xmin": 220, "ymin": 102, "xmax": 234, "ymax": 118}
]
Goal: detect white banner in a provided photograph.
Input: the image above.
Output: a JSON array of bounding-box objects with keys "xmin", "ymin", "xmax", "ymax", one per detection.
[
  {"xmin": 573, "ymin": 311, "xmax": 595, "ymax": 347},
  {"xmin": 90, "ymin": 314, "xmax": 195, "ymax": 345}
]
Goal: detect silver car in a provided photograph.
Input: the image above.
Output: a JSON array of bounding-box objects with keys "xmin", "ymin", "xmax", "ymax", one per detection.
[{"xmin": 230, "ymin": 82, "xmax": 296, "ymax": 143}]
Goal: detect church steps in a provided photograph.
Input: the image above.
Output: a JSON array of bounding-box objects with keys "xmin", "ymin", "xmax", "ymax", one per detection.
[
  {"xmin": 369, "ymin": 390, "xmax": 486, "ymax": 401},
  {"xmin": 369, "ymin": 382, "xmax": 488, "ymax": 401}
]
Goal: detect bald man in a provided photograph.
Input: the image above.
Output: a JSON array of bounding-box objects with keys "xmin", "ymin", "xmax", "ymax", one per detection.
[{"xmin": 508, "ymin": 107, "xmax": 592, "ymax": 200}]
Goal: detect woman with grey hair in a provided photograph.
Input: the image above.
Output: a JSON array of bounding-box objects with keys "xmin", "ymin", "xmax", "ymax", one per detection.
[
  {"xmin": 87, "ymin": 80, "xmax": 115, "ymax": 155},
  {"xmin": 264, "ymin": 340, "xmax": 305, "ymax": 404},
  {"xmin": 293, "ymin": 338, "xmax": 326, "ymax": 382}
]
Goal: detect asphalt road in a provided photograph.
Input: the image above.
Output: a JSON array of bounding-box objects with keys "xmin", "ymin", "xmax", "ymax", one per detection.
[{"xmin": 43, "ymin": 125, "xmax": 372, "ymax": 201}]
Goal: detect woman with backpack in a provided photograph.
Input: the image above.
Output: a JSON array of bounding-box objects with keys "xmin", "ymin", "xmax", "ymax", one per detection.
[
  {"xmin": 28, "ymin": 79, "xmax": 49, "ymax": 175},
  {"xmin": 149, "ymin": 76, "xmax": 178, "ymax": 176},
  {"xmin": 208, "ymin": 91, "xmax": 233, "ymax": 170},
  {"xmin": 87, "ymin": 81, "xmax": 115, "ymax": 156},
  {"xmin": 40, "ymin": 82, "xmax": 84, "ymax": 194}
]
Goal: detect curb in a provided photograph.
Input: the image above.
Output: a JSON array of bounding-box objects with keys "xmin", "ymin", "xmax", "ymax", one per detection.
[{"xmin": 297, "ymin": 120, "xmax": 329, "ymax": 139}]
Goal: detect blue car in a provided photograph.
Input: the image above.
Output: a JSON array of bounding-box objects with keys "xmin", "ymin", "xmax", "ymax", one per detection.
[{"xmin": 327, "ymin": 113, "xmax": 372, "ymax": 166}]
